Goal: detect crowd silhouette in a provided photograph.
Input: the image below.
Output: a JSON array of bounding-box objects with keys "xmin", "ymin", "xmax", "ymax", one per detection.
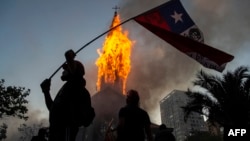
[
  {"xmin": 40, "ymin": 50, "xmax": 160, "ymax": 141},
  {"xmin": 39, "ymin": 49, "xmax": 182, "ymax": 141}
]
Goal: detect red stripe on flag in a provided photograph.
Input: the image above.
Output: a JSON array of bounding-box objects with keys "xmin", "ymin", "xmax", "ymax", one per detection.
[{"xmin": 133, "ymin": 0, "xmax": 234, "ymax": 72}]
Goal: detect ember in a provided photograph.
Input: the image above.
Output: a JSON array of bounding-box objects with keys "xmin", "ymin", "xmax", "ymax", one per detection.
[{"xmin": 95, "ymin": 12, "xmax": 134, "ymax": 94}]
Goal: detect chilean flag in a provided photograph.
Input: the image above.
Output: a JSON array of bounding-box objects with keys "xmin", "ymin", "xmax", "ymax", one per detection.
[{"xmin": 134, "ymin": 0, "xmax": 234, "ymax": 72}]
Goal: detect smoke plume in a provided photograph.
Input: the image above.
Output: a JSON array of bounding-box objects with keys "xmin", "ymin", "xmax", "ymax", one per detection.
[
  {"xmin": 105, "ymin": 0, "xmax": 250, "ymax": 123},
  {"xmin": 3, "ymin": 107, "xmax": 48, "ymax": 141}
]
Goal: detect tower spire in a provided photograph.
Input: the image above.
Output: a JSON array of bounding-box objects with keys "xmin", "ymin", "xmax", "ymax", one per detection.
[{"xmin": 112, "ymin": 5, "xmax": 120, "ymax": 16}]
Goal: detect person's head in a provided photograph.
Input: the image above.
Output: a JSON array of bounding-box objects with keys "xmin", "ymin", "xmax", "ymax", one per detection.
[
  {"xmin": 65, "ymin": 49, "xmax": 76, "ymax": 62},
  {"xmin": 38, "ymin": 128, "xmax": 47, "ymax": 137},
  {"xmin": 159, "ymin": 124, "xmax": 167, "ymax": 130},
  {"xmin": 126, "ymin": 89, "xmax": 140, "ymax": 106},
  {"xmin": 159, "ymin": 124, "xmax": 174, "ymax": 133}
]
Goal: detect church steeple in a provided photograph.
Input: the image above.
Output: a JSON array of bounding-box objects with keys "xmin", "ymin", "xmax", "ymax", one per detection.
[{"xmin": 112, "ymin": 5, "xmax": 120, "ymax": 16}]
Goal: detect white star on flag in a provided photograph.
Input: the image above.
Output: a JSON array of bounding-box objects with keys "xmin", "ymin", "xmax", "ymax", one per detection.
[{"xmin": 171, "ymin": 11, "xmax": 183, "ymax": 23}]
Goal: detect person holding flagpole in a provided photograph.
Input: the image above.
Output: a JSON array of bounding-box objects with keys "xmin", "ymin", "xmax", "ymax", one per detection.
[{"xmin": 41, "ymin": 49, "xmax": 93, "ymax": 141}]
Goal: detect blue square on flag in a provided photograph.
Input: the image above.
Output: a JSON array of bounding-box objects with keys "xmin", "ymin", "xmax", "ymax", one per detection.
[
  {"xmin": 159, "ymin": 0, "xmax": 195, "ymax": 34},
  {"xmin": 134, "ymin": 0, "xmax": 234, "ymax": 72}
]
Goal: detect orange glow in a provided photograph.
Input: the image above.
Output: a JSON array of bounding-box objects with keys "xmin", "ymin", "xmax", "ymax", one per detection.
[{"xmin": 95, "ymin": 13, "xmax": 133, "ymax": 94}]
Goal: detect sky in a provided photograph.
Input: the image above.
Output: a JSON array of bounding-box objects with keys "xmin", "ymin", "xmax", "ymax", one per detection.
[{"xmin": 1, "ymin": 0, "xmax": 250, "ymax": 140}]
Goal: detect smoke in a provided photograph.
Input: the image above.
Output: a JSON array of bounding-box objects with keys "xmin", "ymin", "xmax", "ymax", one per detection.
[
  {"xmin": 4, "ymin": 2, "xmax": 247, "ymax": 139},
  {"xmin": 112, "ymin": 0, "xmax": 198, "ymax": 124},
  {"xmin": 2, "ymin": 1, "xmax": 249, "ymax": 139},
  {"xmin": 189, "ymin": 0, "xmax": 250, "ymax": 51},
  {"xmin": 124, "ymin": 22, "xmax": 198, "ymax": 123},
  {"xmin": 110, "ymin": 0, "xmax": 250, "ymax": 124},
  {"xmin": 2, "ymin": 107, "xmax": 48, "ymax": 141},
  {"xmin": 38, "ymin": 0, "xmax": 250, "ymax": 126}
]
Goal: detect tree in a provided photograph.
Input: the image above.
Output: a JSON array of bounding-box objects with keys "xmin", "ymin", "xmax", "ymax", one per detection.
[
  {"xmin": 0, "ymin": 124, "xmax": 7, "ymax": 140},
  {"xmin": 182, "ymin": 66, "xmax": 250, "ymax": 139},
  {"xmin": 0, "ymin": 79, "xmax": 30, "ymax": 140}
]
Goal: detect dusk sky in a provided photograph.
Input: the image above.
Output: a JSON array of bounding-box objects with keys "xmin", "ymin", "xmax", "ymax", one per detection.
[
  {"xmin": 1, "ymin": 0, "xmax": 250, "ymax": 140},
  {"xmin": 1, "ymin": 0, "xmax": 119, "ymax": 118}
]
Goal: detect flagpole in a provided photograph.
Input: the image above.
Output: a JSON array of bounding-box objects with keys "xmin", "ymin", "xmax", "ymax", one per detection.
[
  {"xmin": 48, "ymin": 0, "xmax": 168, "ymax": 80},
  {"xmin": 48, "ymin": 17, "xmax": 133, "ymax": 80}
]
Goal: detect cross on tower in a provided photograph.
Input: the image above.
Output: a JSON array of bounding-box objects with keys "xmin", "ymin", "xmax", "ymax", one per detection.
[{"xmin": 112, "ymin": 5, "xmax": 120, "ymax": 14}]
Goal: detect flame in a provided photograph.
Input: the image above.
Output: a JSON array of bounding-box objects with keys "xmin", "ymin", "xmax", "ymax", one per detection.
[{"xmin": 95, "ymin": 13, "xmax": 133, "ymax": 94}]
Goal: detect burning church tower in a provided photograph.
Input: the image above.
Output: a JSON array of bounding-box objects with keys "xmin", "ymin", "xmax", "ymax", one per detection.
[
  {"xmin": 80, "ymin": 10, "xmax": 134, "ymax": 141},
  {"xmin": 95, "ymin": 9, "xmax": 133, "ymax": 94}
]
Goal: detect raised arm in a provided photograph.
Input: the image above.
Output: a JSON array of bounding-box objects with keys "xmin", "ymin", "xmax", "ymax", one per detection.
[{"xmin": 40, "ymin": 79, "xmax": 53, "ymax": 110}]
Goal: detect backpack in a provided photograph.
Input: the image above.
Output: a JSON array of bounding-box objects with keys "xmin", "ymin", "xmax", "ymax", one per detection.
[
  {"xmin": 82, "ymin": 106, "xmax": 95, "ymax": 127},
  {"xmin": 72, "ymin": 87, "xmax": 95, "ymax": 127}
]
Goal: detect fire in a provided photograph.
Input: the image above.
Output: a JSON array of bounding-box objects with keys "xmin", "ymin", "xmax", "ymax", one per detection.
[{"xmin": 95, "ymin": 13, "xmax": 133, "ymax": 94}]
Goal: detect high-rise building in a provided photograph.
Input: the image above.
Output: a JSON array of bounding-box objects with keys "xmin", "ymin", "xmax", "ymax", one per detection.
[{"xmin": 160, "ymin": 90, "xmax": 208, "ymax": 141}]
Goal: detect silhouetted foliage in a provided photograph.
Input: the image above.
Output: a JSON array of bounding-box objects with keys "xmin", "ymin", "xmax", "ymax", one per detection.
[
  {"xmin": 183, "ymin": 66, "xmax": 250, "ymax": 137},
  {"xmin": 0, "ymin": 79, "xmax": 30, "ymax": 140},
  {"xmin": 0, "ymin": 123, "xmax": 7, "ymax": 140}
]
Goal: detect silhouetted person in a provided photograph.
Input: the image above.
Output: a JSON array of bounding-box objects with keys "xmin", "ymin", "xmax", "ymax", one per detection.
[
  {"xmin": 41, "ymin": 49, "xmax": 92, "ymax": 141},
  {"xmin": 31, "ymin": 128, "xmax": 47, "ymax": 141},
  {"xmin": 154, "ymin": 124, "xmax": 175, "ymax": 141},
  {"xmin": 61, "ymin": 49, "xmax": 86, "ymax": 85},
  {"xmin": 116, "ymin": 89, "xmax": 153, "ymax": 141}
]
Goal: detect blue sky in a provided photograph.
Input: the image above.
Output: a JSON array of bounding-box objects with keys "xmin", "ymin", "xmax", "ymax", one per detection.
[
  {"xmin": 0, "ymin": 1, "xmax": 121, "ymax": 138},
  {"xmin": 0, "ymin": 0, "xmax": 119, "ymax": 114},
  {"xmin": 1, "ymin": 0, "xmax": 250, "ymax": 139}
]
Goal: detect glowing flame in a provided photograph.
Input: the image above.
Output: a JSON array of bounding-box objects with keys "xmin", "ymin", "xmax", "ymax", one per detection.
[{"xmin": 95, "ymin": 13, "xmax": 133, "ymax": 94}]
